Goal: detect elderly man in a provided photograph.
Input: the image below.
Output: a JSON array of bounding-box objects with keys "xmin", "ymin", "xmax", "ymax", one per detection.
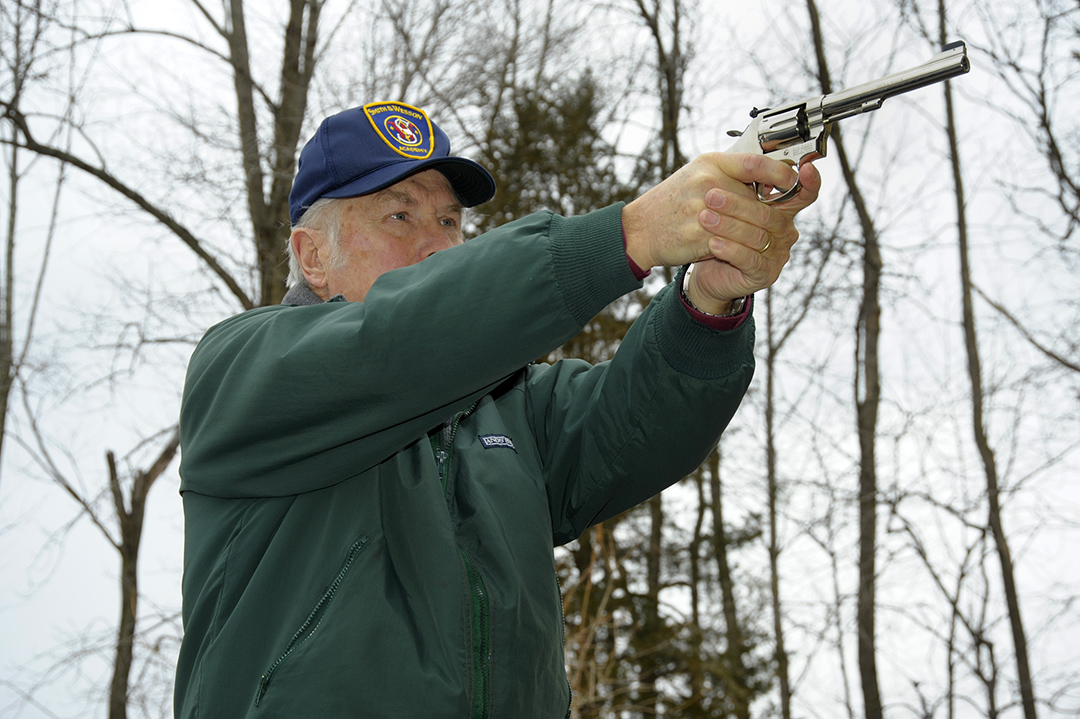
[{"xmin": 175, "ymin": 101, "xmax": 819, "ymax": 718}]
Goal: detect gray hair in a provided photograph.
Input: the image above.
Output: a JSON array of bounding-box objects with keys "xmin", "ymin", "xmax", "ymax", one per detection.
[{"xmin": 286, "ymin": 197, "xmax": 344, "ymax": 288}]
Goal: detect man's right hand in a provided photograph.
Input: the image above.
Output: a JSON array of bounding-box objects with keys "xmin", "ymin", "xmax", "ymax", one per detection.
[{"xmin": 622, "ymin": 153, "xmax": 820, "ymax": 312}]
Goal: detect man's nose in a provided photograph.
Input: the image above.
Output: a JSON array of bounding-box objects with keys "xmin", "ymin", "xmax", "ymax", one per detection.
[{"xmin": 420, "ymin": 221, "xmax": 458, "ymax": 258}]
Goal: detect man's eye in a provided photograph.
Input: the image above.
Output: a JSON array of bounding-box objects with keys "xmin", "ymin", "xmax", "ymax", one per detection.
[
  {"xmin": 390, "ymin": 212, "xmax": 407, "ymax": 221},
  {"xmin": 441, "ymin": 218, "xmax": 458, "ymax": 228}
]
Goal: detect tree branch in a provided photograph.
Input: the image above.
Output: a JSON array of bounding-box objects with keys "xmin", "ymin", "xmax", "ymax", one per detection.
[
  {"xmin": 1, "ymin": 103, "xmax": 255, "ymax": 309},
  {"xmin": 15, "ymin": 390, "xmax": 120, "ymax": 550},
  {"xmin": 973, "ymin": 283, "xmax": 1080, "ymax": 373}
]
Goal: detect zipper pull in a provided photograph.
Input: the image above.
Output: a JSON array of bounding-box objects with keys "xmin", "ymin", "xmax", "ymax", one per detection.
[{"xmin": 435, "ymin": 447, "xmax": 450, "ymax": 495}]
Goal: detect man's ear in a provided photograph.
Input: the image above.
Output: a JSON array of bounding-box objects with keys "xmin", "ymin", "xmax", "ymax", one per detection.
[{"xmin": 291, "ymin": 228, "xmax": 329, "ymax": 294}]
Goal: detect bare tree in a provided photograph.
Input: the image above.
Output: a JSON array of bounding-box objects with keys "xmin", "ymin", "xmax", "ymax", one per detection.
[
  {"xmin": 4, "ymin": 0, "xmax": 325, "ymax": 310},
  {"xmin": 630, "ymin": 0, "xmax": 692, "ymax": 177},
  {"xmin": 561, "ymin": 522, "xmax": 625, "ymax": 718},
  {"xmin": 707, "ymin": 446, "xmax": 753, "ymax": 719},
  {"xmin": 937, "ymin": 1, "xmax": 1038, "ymax": 716},
  {"xmin": 215, "ymin": 0, "xmax": 322, "ymax": 306},
  {"xmin": 103, "ymin": 433, "xmax": 179, "ymax": 719},
  {"xmin": 802, "ymin": 2, "xmax": 886, "ymax": 716},
  {"xmin": 0, "ymin": 0, "xmax": 67, "ymax": 482},
  {"xmin": 761, "ymin": 217, "xmax": 841, "ymax": 719},
  {"xmin": 804, "ymin": 473, "xmax": 860, "ymax": 719},
  {"xmin": 970, "ymin": 0, "xmax": 1080, "ymax": 376},
  {"xmin": 1, "ymin": 0, "xmax": 331, "ymax": 713},
  {"xmin": 11, "ymin": 389, "xmax": 181, "ymax": 718},
  {"xmin": 889, "ymin": 496, "xmax": 1008, "ymax": 719},
  {"xmin": 976, "ymin": 0, "xmax": 1079, "ymax": 243}
]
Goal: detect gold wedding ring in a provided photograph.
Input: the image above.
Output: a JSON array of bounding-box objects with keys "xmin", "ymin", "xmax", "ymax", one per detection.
[{"xmin": 759, "ymin": 237, "xmax": 772, "ymax": 254}]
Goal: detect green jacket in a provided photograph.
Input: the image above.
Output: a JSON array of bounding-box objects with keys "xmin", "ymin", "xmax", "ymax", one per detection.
[{"xmin": 175, "ymin": 204, "xmax": 755, "ymax": 718}]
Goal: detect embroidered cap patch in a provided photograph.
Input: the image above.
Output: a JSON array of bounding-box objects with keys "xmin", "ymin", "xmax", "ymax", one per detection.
[
  {"xmin": 363, "ymin": 102, "xmax": 435, "ymax": 160},
  {"xmin": 479, "ymin": 434, "xmax": 517, "ymax": 453}
]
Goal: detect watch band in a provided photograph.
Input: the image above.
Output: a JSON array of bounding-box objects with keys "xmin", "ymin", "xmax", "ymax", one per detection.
[{"xmin": 680, "ymin": 264, "xmax": 747, "ymax": 317}]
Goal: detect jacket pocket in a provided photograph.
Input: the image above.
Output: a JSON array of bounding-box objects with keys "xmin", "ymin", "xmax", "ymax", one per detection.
[{"xmin": 253, "ymin": 534, "xmax": 371, "ymax": 707}]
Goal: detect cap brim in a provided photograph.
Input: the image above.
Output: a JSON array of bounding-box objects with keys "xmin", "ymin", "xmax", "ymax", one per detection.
[{"xmin": 324, "ymin": 156, "xmax": 496, "ymax": 208}]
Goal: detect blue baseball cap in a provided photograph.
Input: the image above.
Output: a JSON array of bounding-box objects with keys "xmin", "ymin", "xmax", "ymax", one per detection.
[{"xmin": 289, "ymin": 101, "xmax": 496, "ymax": 225}]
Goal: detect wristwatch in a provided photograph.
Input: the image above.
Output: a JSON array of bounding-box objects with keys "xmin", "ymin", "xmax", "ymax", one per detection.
[{"xmin": 680, "ymin": 264, "xmax": 747, "ymax": 317}]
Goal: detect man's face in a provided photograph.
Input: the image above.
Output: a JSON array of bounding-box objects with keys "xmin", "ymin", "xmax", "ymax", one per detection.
[{"xmin": 320, "ymin": 169, "xmax": 465, "ymax": 302}]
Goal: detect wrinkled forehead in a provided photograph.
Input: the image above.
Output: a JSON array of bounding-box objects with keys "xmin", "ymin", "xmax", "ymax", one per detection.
[{"xmin": 369, "ymin": 170, "xmax": 465, "ymax": 212}]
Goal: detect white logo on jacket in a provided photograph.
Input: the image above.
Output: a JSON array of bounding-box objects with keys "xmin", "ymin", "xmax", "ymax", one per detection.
[{"xmin": 479, "ymin": 434, "xmax": 516, "ymax": 452}]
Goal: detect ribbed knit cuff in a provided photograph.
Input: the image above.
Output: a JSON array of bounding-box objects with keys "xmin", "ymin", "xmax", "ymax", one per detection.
[
  {"xmin": 651, "ymin": 280, "xmax": 756, "ymax": 380},
  {"xmin": 548, "ymin": 203, "xmax": 643, "ymax": 326}
]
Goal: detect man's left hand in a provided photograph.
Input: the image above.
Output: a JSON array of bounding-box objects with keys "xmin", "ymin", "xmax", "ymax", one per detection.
[{"xmin": 685, "ymin": 159, "xmax": 821, "ymax": 314}]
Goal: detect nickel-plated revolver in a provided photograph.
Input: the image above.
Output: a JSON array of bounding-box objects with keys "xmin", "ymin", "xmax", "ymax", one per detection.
[{"xmin": 727, "ymin": 41, "xmax": 971, "ymax": 203}]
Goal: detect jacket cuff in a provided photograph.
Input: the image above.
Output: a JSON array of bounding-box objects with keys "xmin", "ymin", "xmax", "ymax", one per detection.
[
  {"xmin": 651, "ymin": 279, "xmax": 756, "ymax": 380},
  {"xmin": 548, "ymin": 203, "xmax": 643, "ymax": 326}
]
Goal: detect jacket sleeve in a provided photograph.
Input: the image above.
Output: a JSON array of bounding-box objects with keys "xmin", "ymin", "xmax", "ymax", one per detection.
[
  {"xmin": 179, "ymin": 205, "xmax": 643, "ymax": 499},
  {"xmin": 523, "ymin": 266, "xmax": 756, "ymax": 545}
]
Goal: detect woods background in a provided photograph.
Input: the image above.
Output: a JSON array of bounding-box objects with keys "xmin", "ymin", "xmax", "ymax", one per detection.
[{"xmin": 1, "ymin": 0, "xmax": 1078, "ymax": 717}]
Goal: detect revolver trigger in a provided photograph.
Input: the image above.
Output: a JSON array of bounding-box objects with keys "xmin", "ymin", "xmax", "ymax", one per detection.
[
  {"xmin": 726, "ymin": 129, "xmax": 743, "ymax": 138},
  {"xmin": 755, "ymin": 179, "xmax": 802, "ymax": 205}
]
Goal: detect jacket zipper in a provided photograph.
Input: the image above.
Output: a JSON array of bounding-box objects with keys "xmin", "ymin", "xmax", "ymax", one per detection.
[
  {"xmin": 430, "ymin": 405, "xmax": 490, "ymax": 718},
  {"xmin": 254, "ymin": 535, "xmax": 370, "ymax": 706},
  {"xmin": 431, "ymin": 403, "xmax": 479, "ymax": 496},
  {"xmin": 555, "ymin": 571, "xmax": 573, "ymax": 719},
  {"xmin": 460, "ymin": 549, "xmax": 491, "ymax": 719}
]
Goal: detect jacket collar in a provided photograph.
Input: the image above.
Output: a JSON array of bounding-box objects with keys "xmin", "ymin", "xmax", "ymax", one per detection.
[{"xmin": 282, "ymin": 283, "xmax": 327, "ymax": 305}]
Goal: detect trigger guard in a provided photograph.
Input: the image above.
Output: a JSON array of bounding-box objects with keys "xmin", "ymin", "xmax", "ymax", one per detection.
[{"xmin": 756, "ymin": 179, "xmax": 802, "ymax": 204}]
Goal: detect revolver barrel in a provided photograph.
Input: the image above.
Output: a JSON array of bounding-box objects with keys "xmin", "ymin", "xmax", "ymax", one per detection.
[
  {"xmin": 819, "ymin": 41, "xmax": 971, "ymax": 123},
  {"xmin": 729, "ymin": 41, "xmax": 971, "ymax": 203}
]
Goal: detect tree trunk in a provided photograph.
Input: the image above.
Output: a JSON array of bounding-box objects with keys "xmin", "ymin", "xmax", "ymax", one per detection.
[
  {"xmin": 106, "ymin": 431, "xmax": 180, "ymax": 719},
  {"xmin": 688, "ymin": 470, "xmax": 706, "ymax": 706},
  {"xmin": 0, "ymin": 132, "xmax": 16, "ymax": 480},
  {"xmin": 804, "ymin": 3, "xmax": 883, "ymax": 717},
  {"xmin": 709, "ymin": 448, "xmax": 751, "ymax": 719},
  {"xmin": 937, "ymin": 4, "xmax": 1037, "ymax": 717},
  {"xmin": 633, "ymin": 0, "xmax": 689, "ymax": 176},
  {"xmin": 227, "ymin": 0, "xmax": 321, "ymax": 306},
  {"xmin": 763, "ymin": 289, "xmax": 792, "ymax": 719},
  {"xmin": 640, "ymin": 492, "xmax": 664, "ymax": 716}
]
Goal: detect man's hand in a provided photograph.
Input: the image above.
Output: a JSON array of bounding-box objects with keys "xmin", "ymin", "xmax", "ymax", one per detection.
[{"xmin": 623, "ymin": 153, "xmax": 821, "ymax": 314}]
